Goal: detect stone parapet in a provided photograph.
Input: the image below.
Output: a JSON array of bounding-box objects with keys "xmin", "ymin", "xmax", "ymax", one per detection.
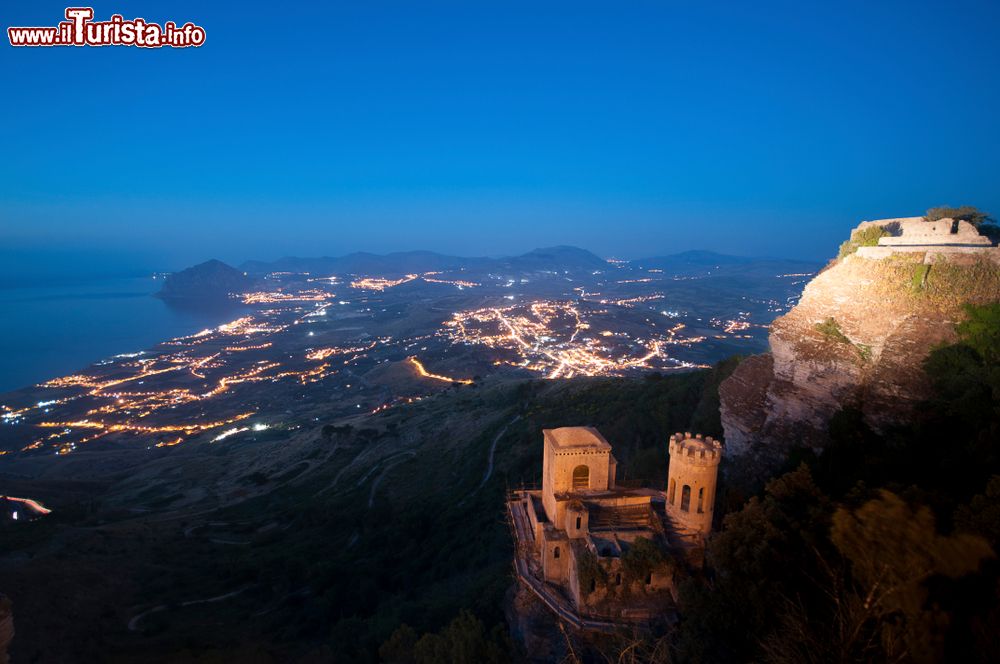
[{"xmin": 668, "ymin": 432, "xmax": 722, "ymax": 466}]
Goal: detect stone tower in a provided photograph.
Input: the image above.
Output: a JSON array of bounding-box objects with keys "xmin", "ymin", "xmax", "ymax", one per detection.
[
  {"xmin": 541, "ymin": 427, "xmax": 616, "ymax": 529},
  {"xmin": 666, "ymin": 432, "xmax": 722, "ymax": 537}
]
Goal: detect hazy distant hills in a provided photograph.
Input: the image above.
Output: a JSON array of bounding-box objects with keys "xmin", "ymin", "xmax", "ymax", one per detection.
[
  {"xmin": 240, "ymin": 251, "xmax": 486, "ymax": 276},
  {"xmin": 238, "ymin": 246, "xmax": 815, "ymax": 278},
  {"xmin": 495, "ymin": 245, "xmax": 611, "ymax": 272},
  {"xmin": 633, "ymin": 250, "xmax": 820, "ymax": 277},
  {"xmin": 238, "ymin": 245, "xmax": 610, "ymax": 277},
  {"xmin": 158, "ymin": 247, "xmax": 821, "ymax": 300}
]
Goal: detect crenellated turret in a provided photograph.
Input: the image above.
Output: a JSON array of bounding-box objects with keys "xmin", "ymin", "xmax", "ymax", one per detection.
[
  {"xmin": 666, "ymin": 433, "xmax": 722, "ymax": 538},
  {"xmin": 668, "ymin": 432, "xmax": 723, "ymax": 466}
]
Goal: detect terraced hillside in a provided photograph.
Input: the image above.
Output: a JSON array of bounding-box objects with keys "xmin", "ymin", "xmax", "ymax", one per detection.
[{"xmin": 0, "ymin": 363, "xmax": 735, "ymax": 663}]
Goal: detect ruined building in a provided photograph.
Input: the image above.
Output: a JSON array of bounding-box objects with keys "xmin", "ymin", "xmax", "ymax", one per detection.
[
  {"xmin": 854, "ymin": 216, "xmax": 999, "ymax": 262},
  {"xmin": 507, "ymin": 427, "xmax": 721, "ymax": 628}
]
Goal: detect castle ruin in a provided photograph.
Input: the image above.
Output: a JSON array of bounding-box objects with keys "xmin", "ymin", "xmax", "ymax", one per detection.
[
  {"xmin": 854, "ymin": 216, "xmax": 999, "ymax": 263},
  {"xmin": 507, "ymin": 427, "xmax": 721, "ymax": 628}
]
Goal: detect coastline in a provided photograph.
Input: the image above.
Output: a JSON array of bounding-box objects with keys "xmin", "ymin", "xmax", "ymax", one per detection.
[{"xmin": 0, "ymin": 276, "xmax": 245, "ymax": 394}]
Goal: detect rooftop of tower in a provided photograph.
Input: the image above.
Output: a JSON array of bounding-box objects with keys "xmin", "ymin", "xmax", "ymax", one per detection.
[{"xmin": 543, "ymin": 426, "xmax": 612, "ymax": 451}]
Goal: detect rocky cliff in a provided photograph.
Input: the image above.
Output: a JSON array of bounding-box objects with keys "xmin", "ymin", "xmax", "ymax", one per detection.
[{"xmin": 720, "ymin": 219, "xmax": 1000, "ymax": 464}]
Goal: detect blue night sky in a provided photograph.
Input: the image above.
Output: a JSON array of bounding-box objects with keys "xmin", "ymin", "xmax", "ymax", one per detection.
[{"xmin": 2, "ymin": 0, "xmax": 999, "ymax": 276}]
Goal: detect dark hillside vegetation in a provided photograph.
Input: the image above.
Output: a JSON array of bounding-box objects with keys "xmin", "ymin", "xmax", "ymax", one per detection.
[
  {"xmin": 7, "ymin": 304, "xmax": 994, "ymax": 663},
  {"xmin": 0, "ymin": 361, "xmax": 739, "ymax": 663}
]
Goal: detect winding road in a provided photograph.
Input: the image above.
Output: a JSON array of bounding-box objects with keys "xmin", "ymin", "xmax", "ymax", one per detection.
[
  {"xmin": 459, "ymin": 415, "xmax": 520, "ymax": 506},
  {"xmin": 127, "ymin": 586, "xmax": 252, "ymax": 632}
]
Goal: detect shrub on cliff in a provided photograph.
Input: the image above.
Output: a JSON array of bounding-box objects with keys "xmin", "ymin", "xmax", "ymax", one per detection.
[
  {"xmin": 815, "ymin": 317, "xmax": 851, "ymax": 344},
  {"xmin": 926, "ymin": 205, "xmax": 994, "ymax": 228},
  {"xmin": 955, "ymin": 302, "xmax": 1000, "ymax": 364},
  {"xmin": 838, "ymin": 225, "xmax": 888, "ymax": 258},
  {"xmin": 924, "ymin": 302, "xmax": 1000, "ymax": 459}
]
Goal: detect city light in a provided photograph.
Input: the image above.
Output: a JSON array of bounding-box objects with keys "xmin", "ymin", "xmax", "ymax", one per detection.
[{"xmin": 408, "ymin": 357, "xmax": 473, "ymax": 385}]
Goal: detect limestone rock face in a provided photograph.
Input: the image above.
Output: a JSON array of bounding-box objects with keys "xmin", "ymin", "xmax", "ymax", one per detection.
[{"xmin": 721, "ymin": 223, "xmax": 1000, "ymax": 462}]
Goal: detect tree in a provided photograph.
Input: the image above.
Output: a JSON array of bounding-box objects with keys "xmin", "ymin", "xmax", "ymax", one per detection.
[
  {"xmin": 674, "ymin": 465, "xmax": 831, "ymax": 663},
  {"xmin": 925, "ymin": 205, "xmax": 994, "ymax": 228},
  {"xmin": 380, "ymin": 611, "xmax": 508, "ymax": 664},
  {"xmin": 379, "ymin": 624, "xmax": 418, "ymax": 664},
  {"xmin": 621, "ymin": 536, "xmax": 666, "ymax": 584},
  {"xmin": 830, "ymin": 491, "xmax": 994, "ymax": 663},
  {"xmin": 924, "ymin": 302, "xmax": 1000, "ymax": 468},
  {"xmin": 954, "ymin": 476, "xmax": 1000, "ymax": 549}
]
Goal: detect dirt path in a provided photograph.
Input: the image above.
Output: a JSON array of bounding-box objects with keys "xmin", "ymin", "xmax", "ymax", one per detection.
[
  {"xmin": 127, "ymin": 586, "xmax": 251, "ymax": 632},
  {"xmin": 367, "ymin": 451, "xmax": 417, "ymax": 508},
  {"xmin": 479, "ymin": 415, "xmax": 519, "ymax": 490},
  {"xmin": 459, "ymin": 415, "xmax": 519, "ymax": 506}
]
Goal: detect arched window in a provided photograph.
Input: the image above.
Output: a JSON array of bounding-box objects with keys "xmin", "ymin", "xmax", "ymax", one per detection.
[
  {"xmin": 668, "ymin": 478, "xmax": 676, "ymax": 505},
  {"xmin": 553, "ymin": 546, "xmax": 560, "ymax": 559},
  {"xmin": 572, "ymin": 465, "xmax": 589, "ymax": 490},
  {"xmin": 681, "ymin": 485, "xmax": 691, "ymax": 512},
  {"xmin": 697, "ymin": 487, "xmax": 704, "ymax": 514}
]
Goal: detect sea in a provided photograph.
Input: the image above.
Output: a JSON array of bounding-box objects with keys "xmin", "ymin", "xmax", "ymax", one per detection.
[{"xmin": 0, "ymin": 275, "xmax": 244, "ymax": 395}]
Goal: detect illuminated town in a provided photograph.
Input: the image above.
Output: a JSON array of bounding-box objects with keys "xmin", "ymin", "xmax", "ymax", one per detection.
[{"xmin": 0, "ymin": 260, "xmax": 813, "ymax": 456}]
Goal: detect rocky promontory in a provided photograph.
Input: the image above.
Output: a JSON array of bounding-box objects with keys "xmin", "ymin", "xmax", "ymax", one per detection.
[
  {"xmin": 720, "ymin": 216, "xmax": 1000, "ymax": 464},
  {"xmin": 156, "ymin": 259, "xmax": 253, "ymax": 302}
]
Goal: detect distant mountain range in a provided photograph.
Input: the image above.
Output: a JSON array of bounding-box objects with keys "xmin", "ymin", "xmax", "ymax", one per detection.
[
  {"xmin": 238, "ymin": 245, "xmax": 611, "ymax": 277},
  {"xmin": 239, "ymin": 246, "xmax": 816, "ymax": 277},
  {"xmin": 631, "ymin": 250, "xmax": 820, "ymax": 277},
  {"xmin": 160, "ymin": 247, "xmax": 819, "ymax": 299}
]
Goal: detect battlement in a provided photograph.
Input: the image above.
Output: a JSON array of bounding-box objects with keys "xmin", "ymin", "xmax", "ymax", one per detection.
[{"xmin": 668, "ymin": 432, "xmax": 722, "ymax": 465}]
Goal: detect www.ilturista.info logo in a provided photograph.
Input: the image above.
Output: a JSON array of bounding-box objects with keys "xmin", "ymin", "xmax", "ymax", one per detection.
[{"xmin": 8, "ymin": 7, "xmax": 205, "ymax": 48}]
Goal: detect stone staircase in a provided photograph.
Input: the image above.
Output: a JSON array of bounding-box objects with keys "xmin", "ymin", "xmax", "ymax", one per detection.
[{"xmin": 588, "ymin": 503, "xmax": 653, "ymax": 530}]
